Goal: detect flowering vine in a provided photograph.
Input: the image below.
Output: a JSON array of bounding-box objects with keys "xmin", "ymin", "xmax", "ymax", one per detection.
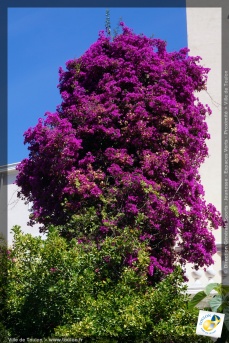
[{"xmin": 16, "ymin": 23, "xmax": 223, "ymax": 279}]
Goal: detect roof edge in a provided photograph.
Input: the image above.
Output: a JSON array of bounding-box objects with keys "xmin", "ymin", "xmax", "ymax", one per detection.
[{"xmin": 0, "ymin": 162, "xmax": 20, "ymax": 173}]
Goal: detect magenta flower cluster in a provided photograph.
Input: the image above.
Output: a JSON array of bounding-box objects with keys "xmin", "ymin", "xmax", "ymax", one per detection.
[{"xmin": 16, "ymin": 23, "xmax": 223, "ymax": 276}]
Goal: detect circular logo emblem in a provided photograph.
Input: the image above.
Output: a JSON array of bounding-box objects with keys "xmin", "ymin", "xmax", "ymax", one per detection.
[{"xmin": 203, "ymin": 315, "xmax": 221, "ymax": 332}]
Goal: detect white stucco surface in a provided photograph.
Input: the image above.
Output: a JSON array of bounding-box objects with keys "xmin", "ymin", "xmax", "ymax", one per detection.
[
  {"xmin": 185, "ymin": 7, "xmax": 222, "ymax": 289},
  {"xmin": 0, "ymin": 163, "xmax": 45, "ymax": 247},
  {"xmin": 186, "ymin": 7, "xmax": 222, "ymax": 242}
]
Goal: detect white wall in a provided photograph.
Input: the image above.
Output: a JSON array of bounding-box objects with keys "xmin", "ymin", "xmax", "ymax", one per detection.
[
  {"xmin": 185, "ymin": 6, "xmax": 222, "ymax": 291},
  {"xmin": 0, "ymin": 163, "xmax": 45, "ymax": 247}
]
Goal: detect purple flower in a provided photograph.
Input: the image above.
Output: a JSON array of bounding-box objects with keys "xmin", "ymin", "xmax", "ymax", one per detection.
[
  {"xmin": 50, "ymin": 268, "xmax": 58, "ymax": 273},
  {"xmin": 103, "ymin": 255, "xmax": 111, "ymax": 263},
  {"xmin": 148, "ymin": 264, "xmax": 154, "ymax": 276}
]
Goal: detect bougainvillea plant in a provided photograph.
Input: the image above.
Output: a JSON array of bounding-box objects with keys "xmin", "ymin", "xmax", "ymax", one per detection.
[{"xmin": 16, "ymin": 23, "xmax": 223, "ymax": 279}]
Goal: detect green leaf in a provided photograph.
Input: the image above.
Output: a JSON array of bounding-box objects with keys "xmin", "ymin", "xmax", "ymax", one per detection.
[
  {"xmin": 223, "ymin": 307, "xmax": 229, "ymax": 331},
  {"xmin": 48, "ymin": 286, "xmax": 57, "ymax": 292},
  {"xmin": 221, "ymin": 285, "xmax": 229, "ymax": 295},
  {"xmin": 209, "ymin": 295, "xmax": 224, "ymax": 312},
  {"xmin": 205, "ymin": 283, "xmax": 219, "ymax": 295},
  {"xmin": 188, "ymin": 291, "xmax": 206, "ymax": 309}
]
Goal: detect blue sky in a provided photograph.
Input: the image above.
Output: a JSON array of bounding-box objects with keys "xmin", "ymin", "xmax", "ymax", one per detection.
[{"xmin": 8, "ymin": 6, "xmax": 187, "ymax": 164}]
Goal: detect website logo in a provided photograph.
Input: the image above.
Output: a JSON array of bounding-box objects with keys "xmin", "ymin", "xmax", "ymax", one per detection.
[{"xmin": 196, "ymin": 310, "xmax": 225, "ymax": 338}]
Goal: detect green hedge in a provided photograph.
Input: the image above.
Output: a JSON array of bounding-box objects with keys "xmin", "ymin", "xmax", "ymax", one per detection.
[{"xmin": 1, "ymin": 226, "xmax": 212, "ymax": 343}]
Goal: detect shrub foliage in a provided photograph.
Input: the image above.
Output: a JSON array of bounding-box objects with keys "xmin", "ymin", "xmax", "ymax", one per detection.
[{"xmin": 2, "ymin": 227, "xmax": 212, "ymax": 342}]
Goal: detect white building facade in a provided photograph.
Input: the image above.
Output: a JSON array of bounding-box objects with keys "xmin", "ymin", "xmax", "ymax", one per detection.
[
  {"xmin": 185, "ymin": 6, "xmax": 223, "ymax": 291},
  {"xmin": 0, "ymin": 163, "xmax": 42, "ymax": 247}
]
